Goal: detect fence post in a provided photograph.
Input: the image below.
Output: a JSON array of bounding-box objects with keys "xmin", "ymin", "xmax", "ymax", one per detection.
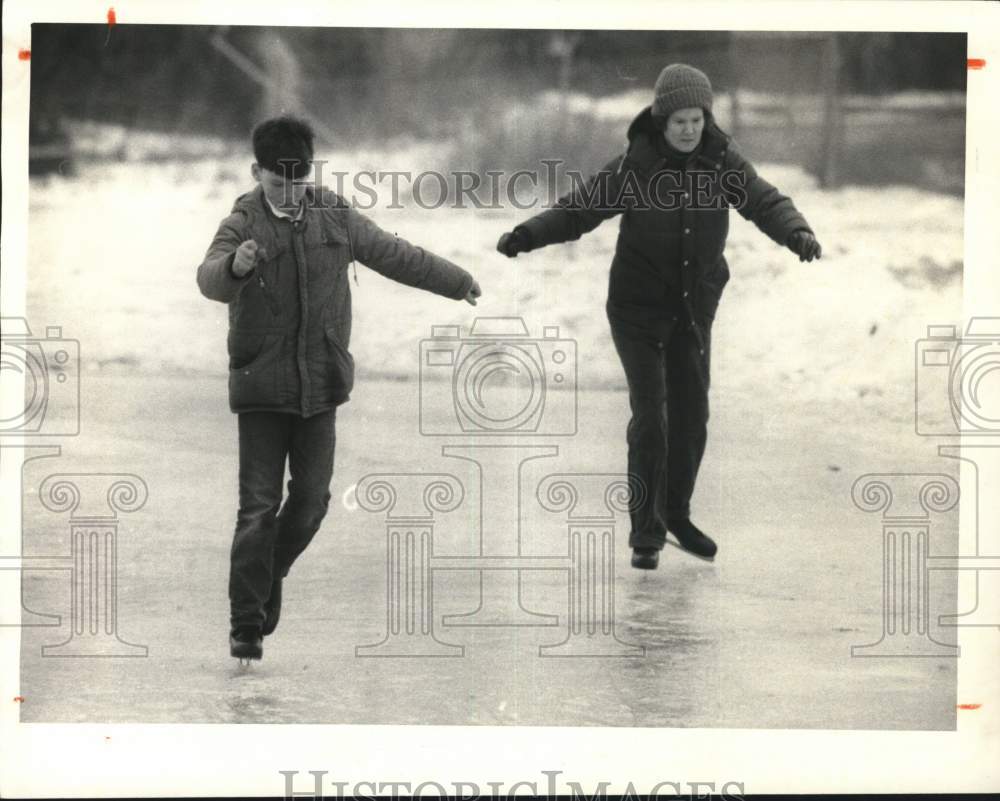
[{"xmin": 818, "ymin": 33, "xmax": 843, "ymax": 189}]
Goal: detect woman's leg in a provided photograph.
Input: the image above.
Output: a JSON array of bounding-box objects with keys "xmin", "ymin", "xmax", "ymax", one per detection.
[
  {"xmin": 664, "ymin": 320, "xmax": 711, "ymax": 522},
  {"xmin": 608, "ymin": 314, "xmax": 671, "ymax": 549}
]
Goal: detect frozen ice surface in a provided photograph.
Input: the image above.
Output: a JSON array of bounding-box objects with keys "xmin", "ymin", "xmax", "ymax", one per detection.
[
  {"xmin": 15, "ymin": 374, "xmax": 959, "ymax": 727},
  {"xmin": 17, "ymin": 132, "xmax": 963, "ymax": 727}
]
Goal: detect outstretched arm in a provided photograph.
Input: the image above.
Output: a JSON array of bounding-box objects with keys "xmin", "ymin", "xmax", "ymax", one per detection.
[
  {"xmin": 727, "ymin": 147, "xmax": 822, "ymax": 261},
  {"xmin": 347, "ymin": 208, "xmax": 479, "ymax": 302},
  {"xmin": 497, "ymin": 153, "xmax": 629, "ymax": 257},
  {"xmin": 196, "ymin": 211, "xmax": 259, "ymax": 303}
]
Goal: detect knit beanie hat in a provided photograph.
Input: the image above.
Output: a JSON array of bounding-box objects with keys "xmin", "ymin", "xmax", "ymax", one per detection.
[{"xmin": 652, "ymin": 64, "xmax": 714, "ymax": 122}]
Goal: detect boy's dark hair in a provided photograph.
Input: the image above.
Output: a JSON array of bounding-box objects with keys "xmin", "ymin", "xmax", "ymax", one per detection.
[{"xmin": 252, "ymin": 115, "xmax": 315, "ymax": 180}]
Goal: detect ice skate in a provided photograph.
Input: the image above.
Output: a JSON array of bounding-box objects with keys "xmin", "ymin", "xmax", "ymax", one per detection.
[
  {"xmin": 666, "ymin": 518, "xmax": 717, "ymax": 559},
  {"xmin": 230, "ymin": 625, "xmax": 263, "ymax": 665},
  {"xmin": 631, "ymin": 547, "xmax": 660, "ymax": 570}
]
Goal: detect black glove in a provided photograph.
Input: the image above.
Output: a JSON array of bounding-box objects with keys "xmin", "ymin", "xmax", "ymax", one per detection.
[
  {"xmin": 496, "ymin": 228, "xmax": 531, "ymax": 258},
  {"xmin": 787, "ymin": 230, "xmax": 822, "ymax": 262}
]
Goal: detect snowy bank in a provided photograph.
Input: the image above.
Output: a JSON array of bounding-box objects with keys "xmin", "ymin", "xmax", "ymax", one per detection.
[{"xmin": 26, "ymin": 144, "xmax": 961, "ymax": 416}]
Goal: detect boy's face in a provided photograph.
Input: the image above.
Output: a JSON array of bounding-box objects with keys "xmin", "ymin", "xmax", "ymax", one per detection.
[{"xmin": 252, "ymin": 162, "xmax": 312, "ymax": 212}]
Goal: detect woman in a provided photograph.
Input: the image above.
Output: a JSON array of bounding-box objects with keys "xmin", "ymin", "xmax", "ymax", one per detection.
[{"xmin": 496, "ymin": 63, "xmax": 821, "ymax": 569}]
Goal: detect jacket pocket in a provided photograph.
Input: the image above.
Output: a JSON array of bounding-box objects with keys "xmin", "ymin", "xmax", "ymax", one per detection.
[
  {"xmin": 319, "ymin": 327, "xmax": 355, "ymax": 405},
  {"xmin": 228, "ymin": 332, "xmax": 283, "ymax": 408}
]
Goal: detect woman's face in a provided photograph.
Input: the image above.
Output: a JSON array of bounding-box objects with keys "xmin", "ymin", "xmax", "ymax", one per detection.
[{"xmin": 663, "ymin": 107, "xmax": 705, "ymax": 152}]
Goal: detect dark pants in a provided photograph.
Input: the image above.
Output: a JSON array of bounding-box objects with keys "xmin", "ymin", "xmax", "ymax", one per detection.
[
  {"xmin": 608, "ymin": 311, "xmax": 711, "ymax": 550},
  {"xmin": 229, "ymin": 409, "xmax": 337, "ymax": 629}
]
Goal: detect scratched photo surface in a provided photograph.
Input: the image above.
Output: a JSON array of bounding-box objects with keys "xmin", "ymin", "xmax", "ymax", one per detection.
[{"xmin": 15, "ymin": 25, "xmax": 967, "ymax": 727}]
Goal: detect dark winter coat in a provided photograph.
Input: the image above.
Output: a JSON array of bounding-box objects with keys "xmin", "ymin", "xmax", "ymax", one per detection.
[
  {"xmin": 516, "ymin": 106, "xmax": 813, "ymax": 331},
  {"xmin": 197, "ymin": 185, "xmax": 474, "ymax": 416}
]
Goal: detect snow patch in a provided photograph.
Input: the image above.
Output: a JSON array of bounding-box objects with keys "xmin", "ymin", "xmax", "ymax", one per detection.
[{"xmin": 27, "ymin": 143, "xmax": 961, "ymax": 412}]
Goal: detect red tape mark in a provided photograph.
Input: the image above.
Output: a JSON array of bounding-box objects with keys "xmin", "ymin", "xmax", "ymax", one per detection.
[
  {"xmin": 107, "ymin": 7, "xmax": 117, "ymax": 26},
  {"xmin": 957, "ymin": 703, "xmax": 982, "ymax": 710},
  {"xmin": 968, "ymin": 58, "xmax": 986, "ymax": 70},
  {"xmin": 13, "ymin": 696, "xmax": 25, "ymax": 703},
  {"xmin": 18, "ymin": 49, "xmax": 30, "ymax": 60}
]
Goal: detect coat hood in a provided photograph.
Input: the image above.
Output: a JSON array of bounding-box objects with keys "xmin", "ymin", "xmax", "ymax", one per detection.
[
  {"xmin": 626, "ymin": 106, "xmax": 661, "ymax": 144},
  {"xmin": 231, "ymin": 185, "xmax": 264, "ymax": 215}
]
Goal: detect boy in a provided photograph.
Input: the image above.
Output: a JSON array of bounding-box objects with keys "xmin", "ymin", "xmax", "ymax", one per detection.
[{"xmin": 197, "ymin": 116, "xmax": 481, "ymax": 662}]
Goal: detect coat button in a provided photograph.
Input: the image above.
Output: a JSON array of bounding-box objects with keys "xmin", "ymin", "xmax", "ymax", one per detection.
[
  {"xmin": 682, "ymin": 290, "xmax": 689, "ymax": 298},
  {"xmin": 683, "ymin": 259, "xmax": 689, "ymax": 266},
  {"xmin": 684, "ymin": 228, "xmax": 691, "ymax": 234}
]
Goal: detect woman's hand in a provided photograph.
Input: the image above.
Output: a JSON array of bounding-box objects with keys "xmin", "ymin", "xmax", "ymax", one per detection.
[
  {"xmin": 496, "ymin": 228, "xmax": 531, "ymax": 258},
  {"xmin": 787, "ymin": 230, "xmax": 822, "ymax": 262}
]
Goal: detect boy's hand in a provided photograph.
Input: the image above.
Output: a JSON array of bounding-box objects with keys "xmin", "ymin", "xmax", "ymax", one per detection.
[
  {"xmin": 464, "ymin": 280, "xmax": 482, "ymax": 306},
  {"xmin": 496, "ymin": 229, "xmax": 530, "ymax": 258},
  {"xmin": 787, "ymin": 230, "xmax": 822, "ymax": 262},
  {"xmin": 232, "ymin": 239, "xmax": 267, "ymax": 278}
]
